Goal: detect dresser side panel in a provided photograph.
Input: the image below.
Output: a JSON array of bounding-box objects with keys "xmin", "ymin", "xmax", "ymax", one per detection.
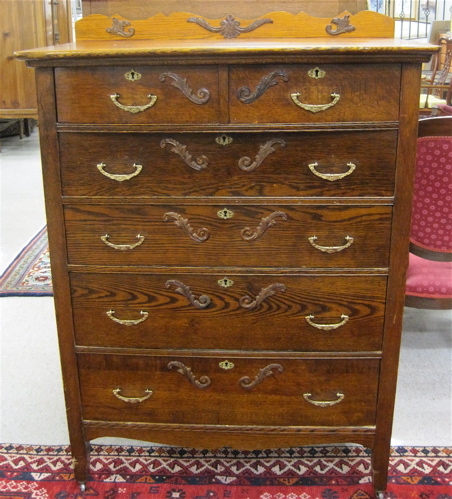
[
  {"xmin": 34, "ymin": 67, "xmax": 89, "ymax": 484},
  {"xmin": 372, "ymin": 62, "xmax": 423, "ymax": 491}
]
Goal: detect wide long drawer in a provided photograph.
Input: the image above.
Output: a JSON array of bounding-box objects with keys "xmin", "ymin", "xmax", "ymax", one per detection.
[
  {"xmin": 229, "ymin": 63, "xmax": 401, "ymax": 123},
  {"xmin": 71, "ymin": 273, "xmax": 387, "ymax": 352},
  {"xmin": 79, "ymin": 354, "xmax": 380, "ymax": 427},
  {"xmin": 59, "ymin": 130, "xmax": 398, "ymax": 198},
  {"xmin": 64, "ymin": 204, "xmax": 392, "ymax": 268},
  {"xmin": 55, "ymin": 66, "xmax": 220, "ymax": 124}
]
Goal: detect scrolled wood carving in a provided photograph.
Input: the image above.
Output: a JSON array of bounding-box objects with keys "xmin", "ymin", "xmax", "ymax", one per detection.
[
  {"xmin": 167, "ymin": 361, "xmax": 211, "ymax": 389},
  {"xmin": 326, "ymin": 15, "xmax": 356, "ymax": 35},
  {"xmin": 163, "ymin": 212, "xmax": 210, "ymax": 242},
  {"xmin": 106, "ymin": 18, "xmax": 135, "ymax": 38},
  {"xmin": 160, "ymin": 138, "xmax": 209, "ymax": 171},
  {"xmin": 165, "ymin": 279, "xmax": 212, "ymax": 309},
  {"xmin": 241, "ymin": 211, "xmax": 288, "ymax": 241},
  {"xmin": 238, "ymin": 139, "xmax": 287, "ymax": 172},
  {"xmin": 239, "ymin": 363, "xmax": 284, "ymax": 389},
  {"xmin": 187, "ymin": 14, "xmax": 273, "ymax": 39},
  {"xmin": 239, "ymin": 283, "xmax": 286, "ymax": 310},
  {"xmin": 159, "ymin": 72, "xmax": 211, "ymax": 104},
  {"xmin": 237, "ymin": 70, "xmax": 289, "ymax": 104}
]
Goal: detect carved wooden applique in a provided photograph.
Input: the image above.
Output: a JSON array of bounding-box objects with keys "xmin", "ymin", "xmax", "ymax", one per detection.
[
  {"xmin": 239, "ymin": 283, "xmax": 286, "ymax": 310},
  {"xmin": 237, "ymin": 71, "xmax": 289, "ymax": 104},
  {"xmin": 159, "ymin": 72, "xmax": 211, "ymax": 104},
  {"xmin": 239, "ymin": 364, "xmax": 284, "ymax": 389},
  {"xmin": 241, "ymin": 211, "xmax": 288, "ymax": 241},
  {"xmin": 238, "ymin": 139, "xmax": 287, "ymax": 172},
  {"xmin": 167, "ymin": 361, "xmax": 212, "ymax": 389},
  {"xmin": 187, "ymin": 14, "xmax": 273, "ymax": 39},
  {"xmin": 165, "ymin": 280, "xmax": 212, "ymax": 309},
  {"xmin": 106, "ymin": 18, "xmax": 135, "ymax": 38},
  {"xmin": 163, "ymin": 212, "xmax": 210, "ymax": 243},
  {"xmin": 160, "ymin": 138, "xmax": 209, "ymax": 171},
  {"xmin": 326, "ymin": 15, "xmax": 356, "ymax": 35}
]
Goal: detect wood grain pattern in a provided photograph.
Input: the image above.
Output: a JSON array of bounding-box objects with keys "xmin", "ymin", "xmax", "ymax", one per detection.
[
  {"xmin": 63, "ymin": 204, "xmax": 392, "ymax": 268},
  {"xmin": 59, "ymin": 130, "xmax": 398, "ymax": 198},
  {"xmin": 74, "ymin": 11, "xmax": 394, "ymax": 41},
  {"xmin": 55, "ymin": 66, "xmax": 220, "ymax": 124},
  {"xmin": 78, "ymin": 353, "xmax": 380, "ymax": 427},
  {"xmin": 71, "ymin": 273, "xmax": 387, "ymax": 352},
  {"xmin": 229, "ymin": 64, "xmax": 401, "ymax": 124}
]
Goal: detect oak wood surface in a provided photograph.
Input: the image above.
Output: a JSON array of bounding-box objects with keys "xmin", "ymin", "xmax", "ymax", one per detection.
[
  {"xmin": 71, "ymin": 272, "xmax": 387, "ymax": 352},
  {"xmin": 59, "ymin": 130, "xmax": 398, "ymax": 198},
  {"xmin": 63, "ymin": 204, "xmax": 392, "ymax": 268},
  {"xmin": 78, "ymin": 354, "xmax": 380, "ymax": 427}
]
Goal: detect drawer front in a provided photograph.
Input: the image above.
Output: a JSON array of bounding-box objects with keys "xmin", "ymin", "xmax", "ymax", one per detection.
[
  {"xmin": 72, "ymin": 273, "xmax": 387, "ymax": 352},
  {"xmin": 229, "ymin": 64, "xmax": 401, "ymax": 123},
  {"xmin": 59, "ymin": 130, "xmax": 397, "ymax": 198},
  {"xmin": 55, "ymin": 66, "xmax": 220, "ymax": 124},
  {"xmin": 79, "ymin": 354, "xmax": 380, "ymax": 427},
  {"xmin": 64, "ymin": 204, "xmax": 392, "ymax": 268}
]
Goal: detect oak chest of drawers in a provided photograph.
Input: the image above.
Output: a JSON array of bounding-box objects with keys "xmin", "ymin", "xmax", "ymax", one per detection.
[{"xmin": 17, "ymin": 8, "xmax": 436, "ymax": 496}]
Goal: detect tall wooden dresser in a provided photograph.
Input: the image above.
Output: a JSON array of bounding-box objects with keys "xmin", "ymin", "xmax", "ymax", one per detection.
[{"xmin": 16, "ymin": 7, "xmax": 436, "ymax": 496}]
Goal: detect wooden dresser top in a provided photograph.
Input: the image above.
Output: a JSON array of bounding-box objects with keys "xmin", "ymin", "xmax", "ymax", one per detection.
[{"xmin": 16, "ymin": 10, "xmax": 437, "ymax": 65}]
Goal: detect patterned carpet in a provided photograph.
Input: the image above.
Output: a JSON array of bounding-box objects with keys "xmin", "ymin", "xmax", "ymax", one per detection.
[
  {"xmin": 0, "ymin": 444, "xmax": 451, "ymax": 498},
  {"xmin": 0, "ymin": 227, "xmax": 52, "ymax": 296}
]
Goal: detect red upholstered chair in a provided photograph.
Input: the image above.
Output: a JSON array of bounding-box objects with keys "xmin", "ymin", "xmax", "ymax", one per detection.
[{"xmin": 405, "ymin": 116, "xmax": 452, "ymax": 309}]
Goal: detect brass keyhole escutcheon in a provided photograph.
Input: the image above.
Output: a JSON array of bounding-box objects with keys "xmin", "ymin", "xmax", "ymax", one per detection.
[
  {"xmin": 125, "ymin": 69, "xmax": 142, "ymax": 81},
  {"xmin": 308, "ymin": 67, "xmax": 325, "ymax": 79},
  {"xmin": 215, "ymin": 134, "xmax": 233, "ymax": 146},
  {"xmin": 219, "ymin": 360, "xmax": 235, "ymax": 370},
  {"xmin": 217, "ymin": 207, "xmax": 234, "ymax": 219},
  {"xmin": 218, "ymin": 277, "xmax": 234, "ymax": 288}
]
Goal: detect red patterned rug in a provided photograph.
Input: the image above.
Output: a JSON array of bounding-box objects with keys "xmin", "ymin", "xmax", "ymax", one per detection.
[
  {"xmin": 0, "ymin": 444, "xmax": 450, "ymax": 499},
  {"xmin": 0, "ymin": 227, "xmax": 52, "ymax": 296}
]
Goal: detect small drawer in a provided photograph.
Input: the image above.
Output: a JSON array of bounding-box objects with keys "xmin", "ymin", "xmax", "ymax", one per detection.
[
  {"xmin": 55, "ymin": 66, "xmax": 220, "ymax": 124},
  {"xmin": 229, "ymin": 64, "xmax": 401, "ymax": 123},
  {"xmin": 64, "ymin": 204, "xmax": 392, "ymax": 269},
  {"xmin": 59, "ymin": 130, "xmax": 397, "ymax": 198},
  {"xmin": 79, "ymin": 354, "xmax": 380, "ymax": 427},
  {"xmin": 72, "ymin": 272, "xmax": 387, "ymax": 352}
]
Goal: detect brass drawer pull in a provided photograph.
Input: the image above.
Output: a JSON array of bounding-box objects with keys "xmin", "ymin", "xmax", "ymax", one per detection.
[
  {"xmin": 113, "ymin": 388, "xmax": 153, "ymax": 404},
  {"xmin": 167, "ymin": 361, "xmax": 211, "ymax": 388},
  {"xmin": 241, "ymin": 211, "xmax": 287, "ymax": 241},
  {"xmin": 303, "ymin": 392, "xmax": 345, "ymax": 407},
  {"xmin": 110, "ymin": 93, "xmax": 157, "ymax": 113},
  {"xmin": 160, "ymin": 138, "xmax": 209, "ymax": 171},
  {"xmin": 165, "ymin": 279, "xmax": 212, "ymax": 309},
  {"xmin": 96, "ymin": 162, "xmax": 143, "ymax": 182},
  {"xmin": 239, "ymin": 283, "xmax": 286, "ymax": 310},
  {"xmin": 159, "ymin": 72, "xmax": 211, "ymax": 104},
  {"xmin": 290, "ymin": 92, "xmax": 340, "ymax": 113},
  {"xmin": 308, "ymin": 235, "xmax": 354, "ymax": 253},
  {"xmin": 240, "ymin": 363, "xmax": 284, "ymax": 389},
  {"xmin": 238, "ymin": 139, "xmax": 287, "ymax": 172},
  {"xmin": 305, "ymin": 314, "xmax": 349, "ymax": 330},
  {"xmin": 163, "ymin": 212, "xmax": 210, "ymax": 242},
  {"xmin": 106, "ymin": 310, "xmax": 149, "ymax": 326},
  {"xmin": 101, "ymin": 234, "xmax": 145, "ymax": 251},
  {"xmin": 308, "ymin": 162, "xmax": 356, "ymax": 181}
]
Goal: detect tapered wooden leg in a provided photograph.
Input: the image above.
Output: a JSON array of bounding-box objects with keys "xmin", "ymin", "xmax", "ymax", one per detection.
[
  {"xmin": 372, "ymin": 447, "xmax": 390, "ymax": 495},
  {"xmin": 72, "ymin": 440, "xmax": 90, "ymax": 487}
]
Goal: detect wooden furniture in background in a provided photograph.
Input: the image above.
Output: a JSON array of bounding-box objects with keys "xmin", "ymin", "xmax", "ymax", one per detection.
[
  {"xmin": 80, "ymin": 0, "xmax": 368, "ymax": 18},
  {"xmin": 0, "ymin": 0, "xmax": 72, "ymax": 120},
  {"xmin": 16, "ymin": 8, "xmax": 436, "ymax": 497}
]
